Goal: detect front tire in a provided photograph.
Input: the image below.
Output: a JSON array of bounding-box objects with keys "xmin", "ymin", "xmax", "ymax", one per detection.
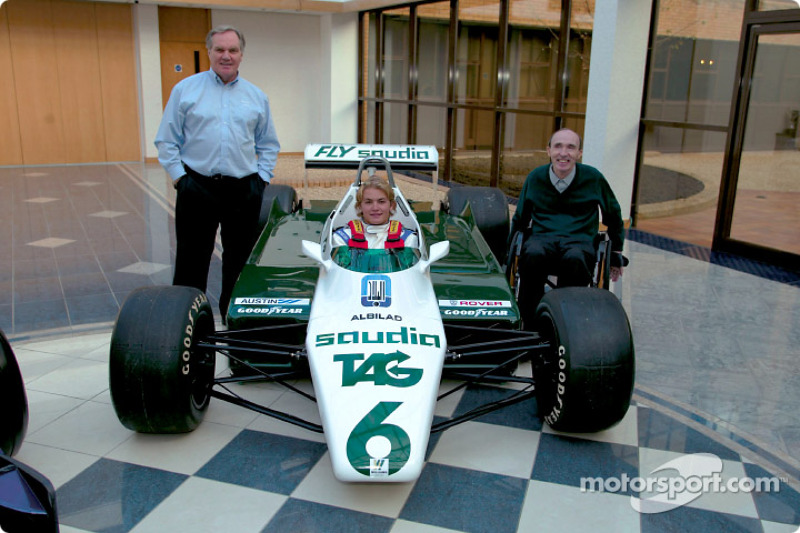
[
  {"xmin": 109, "ymin": 286, "xmax": 216, "ymax": 433},
  {"xmin": 0, "ymin": 329, "xmax": 28, "ymax": 456},
  {"xmin": 534, "ymin": 287, "xmax": 634, "ymax": 432}
]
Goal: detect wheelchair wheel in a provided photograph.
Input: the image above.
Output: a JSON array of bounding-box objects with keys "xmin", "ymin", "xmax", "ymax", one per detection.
[
  {"xmin": 533, "ymin": 287, "xmax": 634, "ymax": 432},
  {"xmin": 444, "ymin": 186, "xmax": 509, "ymax": 264}
]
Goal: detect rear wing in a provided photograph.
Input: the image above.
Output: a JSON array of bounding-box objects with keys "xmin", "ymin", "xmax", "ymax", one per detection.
[{"xmin": 304, "ymin": 144, "xmax": 439, "ymax": 172}]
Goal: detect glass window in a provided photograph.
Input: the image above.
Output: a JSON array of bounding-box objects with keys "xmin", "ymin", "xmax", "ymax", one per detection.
[
  {"xmin": 731, "ymin": 31, "xmax": 800, "ymax": 256},
  {"xmin": 383, "ymin": 102, "xmax": 409, "ymax": 144},
  {"xmin": 417, "ymin": 2, "xmax": 450, "ymax": 103},
  {"xmin": 383, "ymin": 8, "xmax": 410, "ymax": 99},
  {"xmin": 505, "ymin": 1, "xmax": 560, "ymax": 109},
  {"xmin": 564, "ymin": 0, "xmax": 593, "ymax": 114},
  {"xmin": 415, "ymin": 104, "xmax": 448, "ymax": 149},
  {"xmin": 499, "ymin": 112, "xmax": 552, "ymax": 197},
  {"xmin": 644, "ymin": 0, "xmax": 745, "ymax": 126},
  {"xmin": 365, "ymin": 13, "xmax": 377, "ymax": 98},
  {"xmin": 452, "ymin": 108, "xmax": 495, "ymax": 186},
  {"xmin": 634, "ymin": 126, "xmax": 727, "ymax": 248},
  {"xmin": 455, "ymin": 0, "xmax": 500, "ymax": 106}
]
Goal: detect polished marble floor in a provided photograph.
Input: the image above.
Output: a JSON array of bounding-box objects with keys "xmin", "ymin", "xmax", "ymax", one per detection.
[{"xmin": 2, "ymin": 162, "xmax": 800, "ymax": 532}]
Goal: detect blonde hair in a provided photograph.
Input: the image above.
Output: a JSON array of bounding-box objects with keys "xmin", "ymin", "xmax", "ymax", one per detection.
[{"xmin": 356, "ymin": 177, "xmax": 395, "ymax": 216}]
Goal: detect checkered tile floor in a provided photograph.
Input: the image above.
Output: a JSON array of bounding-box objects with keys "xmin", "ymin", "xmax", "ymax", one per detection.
[{"xmin": 10, "ymin": 334, "xmax": 800, "ymax": 533}]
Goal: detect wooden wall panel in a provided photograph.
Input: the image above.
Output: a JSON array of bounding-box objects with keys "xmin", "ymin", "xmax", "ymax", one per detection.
[
  {"xmin": 96, "ymin": 3, "xmax": 141, "ymax": 162},
  {"xmin": 0, "ymin": 6, "xmax": 23, "ymax": 165},
  {"xmin": 8, "ymin": 0, "xmax": 66, "ymax": 164},
  {"xmin": 53, "ymin": 1, "xmax": 107, "ymax": 163},
  {"xmin": 0, "ymin": 0, "xmax": 140, "ymax": 166}
]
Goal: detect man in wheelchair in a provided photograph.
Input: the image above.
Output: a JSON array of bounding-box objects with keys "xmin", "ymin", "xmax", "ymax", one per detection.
[{"xmin": 507, "ymin": 128, "xmax": 626, "ymax": 328}]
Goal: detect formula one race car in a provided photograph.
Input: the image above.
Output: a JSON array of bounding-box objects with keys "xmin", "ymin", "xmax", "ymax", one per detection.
[
  {"xmin": 0, "ymin": 330, "xmax": 60, "ymax": 532},
  {"xmin": 109, "ymin": 145, "xmax": 634, "ymax": 482}
]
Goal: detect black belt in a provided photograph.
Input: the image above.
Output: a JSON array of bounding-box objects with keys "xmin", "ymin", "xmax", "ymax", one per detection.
[{"xmin": 184, "ymin": 165, "xmax": 248, "ymax": 182}]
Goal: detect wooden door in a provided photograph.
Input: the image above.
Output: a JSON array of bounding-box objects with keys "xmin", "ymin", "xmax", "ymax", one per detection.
[{"xmin": 158, "ymin": 6, "xmax": 210, "ymax": 108}]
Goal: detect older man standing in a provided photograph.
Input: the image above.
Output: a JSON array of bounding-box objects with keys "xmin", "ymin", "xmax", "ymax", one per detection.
[
  {"xmin": 509, "ymin": 128, "xmax": 625, "ymax": 328},
  {"xmin": 155, "ymin": 25, "xmax": 280, "ymax": 320}
]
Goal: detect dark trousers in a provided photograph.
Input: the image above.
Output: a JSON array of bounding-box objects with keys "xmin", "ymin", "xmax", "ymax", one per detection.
[
  {"xmin": 517, "ymin": 236, "xmax": 595, "ymax": 327},
  {"xmin": 173, "ymin": 167, "xmax": 265, "ymax": 318}
]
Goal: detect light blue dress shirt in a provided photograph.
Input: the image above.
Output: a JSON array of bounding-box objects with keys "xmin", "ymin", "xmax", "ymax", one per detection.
[{"xmin": 155, "ymin": 70, "xmax": 280, "ymax": 183}]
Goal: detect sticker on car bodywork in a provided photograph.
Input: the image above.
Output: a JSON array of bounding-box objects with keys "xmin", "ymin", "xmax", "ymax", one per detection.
[
  {"xmin": 437, "ymin": 300, "xmax": 511, "ymax": 308},
  {"xmin": 361, "ymin": 275, "xmax": 391, "ymax": 307},
  {"xmin": 234, "ymin": 298, "xmax": 311, "ymax": 306}
]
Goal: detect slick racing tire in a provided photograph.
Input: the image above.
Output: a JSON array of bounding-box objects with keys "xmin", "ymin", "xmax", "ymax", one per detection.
[
  {"xmin": 0, "ymin": 329, "xmax": 28, "ymax": 456},
  {"xmin": 444, "ymin": 186, "xmax": 510, "ymax": 264},
  {"xmin": 110, "ymin": 286, "xmax": 216, "ymax": 433},
  {"xmin": 257, "ymin": 184, "xmax": 298, "ymax": 233},
  {"xmin": 534, "ymin": 287, "xmax": 634, "ymax": 432}
]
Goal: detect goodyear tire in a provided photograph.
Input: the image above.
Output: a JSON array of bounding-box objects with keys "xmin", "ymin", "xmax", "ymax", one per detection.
[
  {"xmin": 257, "ymin": 184, "xmax": 298, "ymax": 232},
  {"xmin": 110, "ymin": 286, "xmax": 216, "ymax": 433},
  {"xmin": 0, "ymin": 329, "xmax": 28, "ymax": 456},
  {"xmin": 534, "ymin": 287, "xmax": 634, "ymax": 432},
  {"xmin": 445, "ymin": 186, "xmax": 509, "ymax": 264}
]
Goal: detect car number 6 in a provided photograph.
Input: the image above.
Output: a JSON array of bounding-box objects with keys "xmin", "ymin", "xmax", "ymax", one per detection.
[{"xmin": 346, "ymin": 401, "xmax": 410, "ymax": 476}]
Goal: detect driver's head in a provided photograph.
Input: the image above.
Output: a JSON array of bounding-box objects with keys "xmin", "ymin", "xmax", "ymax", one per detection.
[{"xmin": 356, "ymin": 177, "xmax": 396, "ymax": 225}]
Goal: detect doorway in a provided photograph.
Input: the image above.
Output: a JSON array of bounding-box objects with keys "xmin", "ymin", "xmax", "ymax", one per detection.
[{"xmin": 716, "ymin": 22, "xmax": 800, "ymax": 265}]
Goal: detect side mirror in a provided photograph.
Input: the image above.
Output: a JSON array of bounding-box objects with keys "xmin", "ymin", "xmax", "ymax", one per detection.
[
  {"xmin": 418, "ymin": 241, "xmax": 450, "ymax": 272},
  {"xmin": 301, "ymin": 240, "xmax": 332, "ymax": 271},
  {"xmin": 428, "ymin": 241, "xmax": 450, "ymax": 263}
]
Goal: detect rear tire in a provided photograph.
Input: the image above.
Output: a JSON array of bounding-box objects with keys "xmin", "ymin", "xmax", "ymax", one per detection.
[
  {"xmin": 110, "ymin": 286, "xmax": 216, "ymax": 433},
  {"xmin": 534, "ymin": 287, "xmax": 634, "ymax": 432},
  {"xmin": 445, "ymin": 186, "xmax": 509, "ymax": 264},
  {"xmin": 0, "ymin": 329, "xmax": 28, "ymax": 456}
]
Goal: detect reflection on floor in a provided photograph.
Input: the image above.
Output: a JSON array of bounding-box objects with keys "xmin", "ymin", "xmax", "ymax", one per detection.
[{"xmin": 2, "ymin": 162, "xmax": 800, "ymax": 532}]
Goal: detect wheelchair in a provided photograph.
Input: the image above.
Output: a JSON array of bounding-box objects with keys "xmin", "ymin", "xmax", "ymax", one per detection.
[{"xmin": 505, "ymin": 229, "xmax": 629, "ymax": 298}]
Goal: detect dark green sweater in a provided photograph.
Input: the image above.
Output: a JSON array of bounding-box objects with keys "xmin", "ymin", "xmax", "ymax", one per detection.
[{"xmin": 510, "ymin": 163, "xmax": 625, "ymax": 252}]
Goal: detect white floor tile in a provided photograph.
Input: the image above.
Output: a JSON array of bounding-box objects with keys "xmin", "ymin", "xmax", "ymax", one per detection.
[
  {"xmin": 390, "ymin": 520, "xmax": 463, "ymax": 533},
  {"xmin": 130, "ymin": 476, "xmax": 286, "ymax": 533},
  {"xmin": 25, "ymin": 358, "xmax": 109, "ymax": 400},
  {"xmin": 428, "ymin": 421, "xmax": 539, "ymax": 478},
  {"xmin": 518, "ymin": 480, "xmax": 641, "ymax": 533},
  {"xmin": 14, "ymin": 442, "xmax": 100, "ymax": 489},
  {"xmin": 106, "ymin": 421, "xmax": 242, "ymax": 476},
  {"xmin": 25, "ymin": 400, "xmax": 133, "ymax": 457},
  {"xmin": 24, "ymin": 390, "xmax": 86, "ymax": 434},
  {"xmin": 761, "ymin": 521, "xmax": 800, "ymax": 533},
  {"xmin": 291, "ymin": 453, "xmax": 415, "ymax": 517},
  {"xmin": 14, "ymin": 348, "xmax": 74, "ymax": 382}
]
